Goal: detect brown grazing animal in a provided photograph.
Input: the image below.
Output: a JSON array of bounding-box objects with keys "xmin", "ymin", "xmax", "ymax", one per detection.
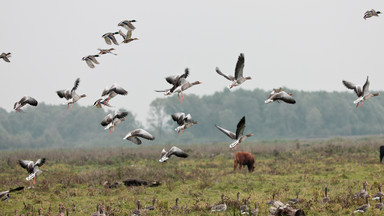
[{"xmin": 234, "ymin": 152, "xmax": 255, "ymax": 172}]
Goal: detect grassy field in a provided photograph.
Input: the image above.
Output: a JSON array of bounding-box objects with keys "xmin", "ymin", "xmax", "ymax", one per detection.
[{"xmin": 1, "ymin": 136, "xmax": 384, "ymax": 215}]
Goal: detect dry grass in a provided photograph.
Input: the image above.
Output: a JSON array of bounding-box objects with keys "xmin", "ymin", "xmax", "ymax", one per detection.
[{"xmin": 1, "ymin": 136, "xmax": 384, "ymax": 215}]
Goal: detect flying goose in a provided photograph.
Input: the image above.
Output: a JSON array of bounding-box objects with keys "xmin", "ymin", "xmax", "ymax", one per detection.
[
  {"xmin": 57, "ymin": 78, "xmax": 86, "ymax": 110},
  {"xmin": 354, "ymin": 196, "xmax": 370, "ymax": 213},
  {"xmin": 159, "ymin": 146, "xmax": 189, "ymax": 162},
  {"xmin": 98, "ymin": 48, "xmax": 117, "ymax": 55},
  {"xmin": 14, "ymin": 96, "xmax": 38, "ymax": 112},
  {"xmin": 216, "ymin": 53, "xmax": 251, "ymax": 89},
  {"xmin": 265, "ymin": 88, "xmax": 296, "ymax": 104},
  {"xmin": 100, "ymin": 111, "xmax": 128, "ymax": 133},
  {"xmin": 82, "ymin": 55, "xmax": 100, "ymax": 68},
  {"xmin": 118, "ymin": 20, "xmax": 137, "ymax": 31},
  {"xmin": 102, "ymin": 31, "xmax": 122, "ymax": 45},
  {"xmin": 156, "ymin": 68, "xmax": 202, "ymax": 102},
  {"xmin": 119, "ymin": 30, "xmax": 139, "ymax": 44},
  {"xmin": 211, "ymin": 194, "xmax": 227, "ymax": 212},
  {"xmin": 342, "ymin": 76, "xmax": 380, "ymax": 107},
  {"xmin": 215, "ymin": 116, "xmax": 254, "ymax": 150},
  {"xmin": 372, "ymin": 185, "xmax": 383, "ymax": 200},
  {"xmin": 354, "ymin": 181, "xmax": 369, "ymax": 199},
  {"xmin": 364, "ymin": 9, "xmax": 381, "ymax": 19},
  {"xmin": 18, "ymin": 158, "xmax": 46, "ymax": 185},
  {"xmin": 0, "ymin": 52, "xmax": 11, "ymax": 62},
  {"xmin": 94, "ymin": 83, "xmax": 128, "ymax": 108},
  {"xmin": 123, "ymin": 129, "xmax": 155, "ymax": 144},
  {"xmin": 375, "ymin": 197, "xmax": 384, "ymax": 210},
  {"xmin": 171, "ymin": 112, "xmax": 198, "ymax": 134},
  {"xmin": 322, "ymin": 187, "xmax": 330, "ymax": 204},
  {"xmin": 0, "ymin": 187, "xmax": 24, "ymax": 201}
]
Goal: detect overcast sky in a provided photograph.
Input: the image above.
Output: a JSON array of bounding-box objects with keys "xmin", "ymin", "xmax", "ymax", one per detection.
[{"xmin": 1, "ymin": 0, "xmax": 384, "ymax": 123}]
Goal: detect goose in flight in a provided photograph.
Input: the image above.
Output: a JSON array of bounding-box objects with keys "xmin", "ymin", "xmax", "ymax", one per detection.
[
  {"xmin": 118, "ymin": 20, "xmax": 136, "ymax": 31},
  {"xmin": 342, "ymin": 76, "xmax": 379, "ymax": 107},
  {"xmin": 18, "ymin": 158, "xmax": 46, "ymax": 185},
  {"xmin": 57, "ymin": 78, "xmax": 86, "ymax": 110},
  {"xmin": 216, "ymin": 53, "xmax": 251, "ymax": 89},
  {"xmin": 100, "ymin": 111, "xmax": 128, "ymax": 133},
  {"xmin": 98, "ymin": 48, "xmax": 117, "ymax": 55},
  {"xmin": 171, "ymin": 112, "xmax": 198, "ymax": 134},
  {"xmin": 102, "ymin": 31, "xmax": 123, "ymax": 45},
  {"xmin": 265, "ymin": 88, "xmax": 296, "ymax": 104},
  {"xmin": 0, "ymin": 52, "xmax": 11, "ymax": 62},
  {"xmin": 14, "ymin": 96, "xmax": 38, "ymax": 112},
  {"xmin": 215, "ymin": 116, "xmax": 254, "ymax": 150},
  {"xmin": 119, "ymin": 30, "xmax": 139, "ymax": 44},
  {"xmin": 0, "ymin": 187, "xmax": 24, "ymax": 201},
  {"xmin": 123, "ymin": 129, "xmax": 155, "ymax": 144},
  {"xmin": 82, "ymin": 55, "xmax": 100, "ymax": 68},
  {"xmin": 159, "ymin": 146, "xmax": 189, "ymax": 162},
  {"xmin": 156, "ymin": 68, "xmax": 202, "ymax": 102},
  {"xmin": 94, "ymin": 83, "xmax": 128, "ymax": 108},
  {"xmin": 364, "ymin": 9, "xmax": 381, "ymax": 19}
]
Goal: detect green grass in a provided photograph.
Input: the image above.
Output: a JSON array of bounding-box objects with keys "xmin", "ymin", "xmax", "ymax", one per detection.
[{"xmin": 1, "ymin": 136, "xmax": 384, "ymax": 215}]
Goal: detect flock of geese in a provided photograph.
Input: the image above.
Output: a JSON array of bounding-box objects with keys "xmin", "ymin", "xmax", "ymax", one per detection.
[{"xmin": 1, "ymin": 9, "xmax": 383, "ymax": 215}]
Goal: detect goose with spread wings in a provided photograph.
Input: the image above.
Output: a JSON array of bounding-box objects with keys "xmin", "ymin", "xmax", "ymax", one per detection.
[
  {"xmin": 14, "ymin": 96, "xmax": 38, "ymax": 112},
  {"xmin": 82, "ymin": 55, "xmax": 100, "ymax": 68},
  {"xmin": 216, "ymin": 53, "xmax": 251, "ymax": 89},
  {"xmin": 18, "ymin": 158, "xmax": 46, "ymax": 185},
  {"xmin": 0, "ymin": 52, "xmax": 11, "ymax": 62},
  {"xmin": 155, "ymin": 68, "xmax": 202, "ymax": 102},
  {"xmin": 118, "ymin": 20, "xmax": 137, "ymax": 31},
  {"xmin": 57, "ymin": 78, "xmax": 86, "ymax": 110},
  {"xmin": 94, "ymin": 83, "xmax": 128, "ymax": 108},
  {"xmin": 159, "ymin": 146, "xmax": 189, "ymax": 162},
  {"xmin": 101, "ymin": 111, "xmax": 128, "ymax": 133},
  {"xmin": 364, "ymin": 9, "xmax": 381, "ymax": 19},
  {"xmin": 171, "ymin": 112, "xmax": 198, "ymax": 134},
  {"xmin": 0, "ymin": 187, "xmax": 24, "ymax": 201},
  {"xmin": 215, "ymin": 116, "xmax": 254, "ymax": 150},
  {"xmin": 123, "ymin": 129, "xmax": 155, "ymax": 144},
  {"xmin": 264, "ymin": 88, "xmax": 296, "ymax": 104},
  {"xmin": 342, "ymin": 76, "xmax": 380, "ymax": 108}
]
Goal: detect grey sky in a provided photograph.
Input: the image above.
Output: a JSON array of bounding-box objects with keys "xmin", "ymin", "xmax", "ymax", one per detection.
[{"xmin": 1, "ymin": 0, "xmax": 384, "ymax": 123}]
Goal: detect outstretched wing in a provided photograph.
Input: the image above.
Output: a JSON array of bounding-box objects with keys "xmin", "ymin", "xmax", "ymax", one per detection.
[
  {"xmin": 167, "ymin": 146, "xmax": 189, "ymax": 158},
  {"xmin": 362, "ymin": 76, "xmax": 370, "ymax": 96},
  {"xmin": 215, "ymin": 124, "xmax": 236, "ymax": 140},
  {"xmin": 215, "ymin": 67, "xmax": 235, "ymax": 81},
  {"xmin": 235, "ymin": 116, "xmax": 246, "ymax": 139},
  {"xmin": 342, "ymin": 80, "xmax": 362, "ymax": 97},
  {"xmin": 18, "ymin": 160, "xmax": 33, "ymax": 170},
  {"xmin": 34, "ymin": 158, "xmax": 46, "ymax": 167},
  {"xmin": 234, "ymin": 53, "xmax": 245, "ymax": 79},
  {"xmin": 101, "ymin": 114, "xmax": 114, "ymax": 126},
  {"xmin": 71, "ymin": 78, "xmax": 80, "ymax": 93}
]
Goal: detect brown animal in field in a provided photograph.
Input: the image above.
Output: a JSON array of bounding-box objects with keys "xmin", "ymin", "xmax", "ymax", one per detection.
[{"xmin": 234, "ymin": 152, "xmax": 255, "ymax": 172}]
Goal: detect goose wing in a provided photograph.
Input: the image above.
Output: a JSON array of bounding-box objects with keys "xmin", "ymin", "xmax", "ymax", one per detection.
[
  {"xmin": 22, "ymin": 96, "xmax": 38, "ymax": 106},
  {"xmin": 110, "ymin": 35, "xmax": 119, "ymax": 45},
  {"xmin": 167, "ymin": 146, "xmax": 189, "ymax": 158},
  {"xmin": 71, "ymin": 78, "xmax": 80, "ymax": 93},
  {"xmin": 108, "ymin": 85, "xmax": 128, "ymax": 96},
  {"xmin": 160, "ymin": 149, "xmax": 167, "ymax": 158},
  {"xmin": 172, "ymin": 113, "xmax": 186, "ymax": 125},
  {"xmin": 362, "ymin": 76, "xmax": 370, "ymax": 95},
  {"xmin": 274, "ymin": 91, "xmax": 296, "ymax": 104},
  {"xmin": 165, "ymin": 75, "xmax": 178, "ymax": 85},
  {"xmin": 215, "ymin": 124, "xmax": 236, "ymax": 140},
  {"xmin": 2, "ymin": 56, "xmax": 10, "ymax": 62},
  {"xmin": 132, "ymin": 129, "xmax": 155, "ymax": 140},
  {"xmin": 115, "ymin": 111, "xmax": 128, "ymax": 120},
  {"xmin": 103, "ymin": 35, "xmax": 112, "ymax": 45},
  {"xmin": 342, "ymin": 80, "xmax": 362, "ymax": 97},
  {"xmin": 101, "ymin": 114, "xmax": 114, "ymax": 126},
  {"xmin": 89, "ymin": 56, "xmax": 99, "ymax": 64},
  {"xmin": 85, "ymin": 59, "xmax": 95, "ymax": 68},
  {"xmin": 56, "ymin": 90, "xmax": 72, "ymax": 100},
  {"xmin": 235, "ymin": 116, "xmax": 246, "ymax": 139},
  {"xmin": 215, "ymin": 67, "xmax": 235, "ymax": 81},
  {"xmin": 8, "ymin": 186, "xmax": 24, "ymax": 193},
  {"xmin": 234, "ymin": 53, "xmax": 245, "ymax": 79},
  {"xmin": 126, "ymin": 136, "xmax": 142, "ymax": 145},
  {"xmin": 18, "ymin": 160, "xmax": 33, "ymax": 170},
  {"xmin": 34, "ymin": 158, "xmax": 46, "ymax": 167}
]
